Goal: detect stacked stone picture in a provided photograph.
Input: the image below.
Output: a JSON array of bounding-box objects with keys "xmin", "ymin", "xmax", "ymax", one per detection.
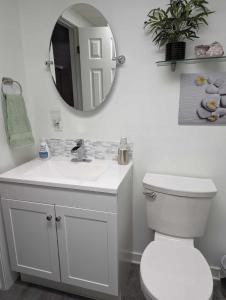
[{"xmin": 179, "ymin": 73, "xmax": 226, "ymax": 125}]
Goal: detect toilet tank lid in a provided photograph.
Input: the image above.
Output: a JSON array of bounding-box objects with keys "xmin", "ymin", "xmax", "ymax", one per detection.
[{"xmin": 143, "ymin": 173, "xmax": 217, "ymax": 198}]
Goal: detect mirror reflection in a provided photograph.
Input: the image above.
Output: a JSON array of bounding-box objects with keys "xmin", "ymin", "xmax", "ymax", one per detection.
[{"xmin": 49, "ymin": 3, "xmax": 116, "ymax": 112}]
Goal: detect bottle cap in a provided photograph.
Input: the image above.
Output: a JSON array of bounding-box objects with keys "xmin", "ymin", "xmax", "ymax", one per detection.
[{"xmin": 120, "ymin": 137, "xmax": 127, "ymax": 146}]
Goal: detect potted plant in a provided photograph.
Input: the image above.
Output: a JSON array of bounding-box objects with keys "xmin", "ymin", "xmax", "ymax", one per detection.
[{"xmin": 144, "ymin": 0, "xmax": 213, "ymax": 61}]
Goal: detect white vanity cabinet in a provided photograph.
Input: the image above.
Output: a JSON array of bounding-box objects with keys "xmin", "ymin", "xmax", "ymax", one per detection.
[
  {"xmin": 56, "ymin": 205, "xmax": 118, "ymax": 294},
  {"xmin": 2, "ymin": 198, "xmax": 118, "ymax": 295},
  {"xmin": 2, "ymin": 200, "xmax": 60, "ymax": 282},
  {"xmin": 0, "ymin": 160, "xmax": 132, "ymax": 300}
]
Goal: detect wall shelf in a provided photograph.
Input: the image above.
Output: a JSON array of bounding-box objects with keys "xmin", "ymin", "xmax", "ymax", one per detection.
[{"xmin": 156, "ymin": 56, "xmax": 226, "ymax": 72}]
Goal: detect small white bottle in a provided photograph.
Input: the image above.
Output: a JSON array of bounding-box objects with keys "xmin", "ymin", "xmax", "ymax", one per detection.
[
  {"xmin": 39, "ymin": 138, "xmax": 50, "ymax": 160},
  {"xmin": 118, "ymin": 137, "xmax": 129, "ymax": 165}
]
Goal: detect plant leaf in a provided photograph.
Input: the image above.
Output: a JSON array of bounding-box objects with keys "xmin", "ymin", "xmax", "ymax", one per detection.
[{"xmin": 144, "ymin": 0, "xmax": 214, "ymax": 47}]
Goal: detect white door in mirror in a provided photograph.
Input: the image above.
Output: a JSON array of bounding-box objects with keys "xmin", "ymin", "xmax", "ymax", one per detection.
[{"xmin": 79, "ymin": 27, "xmax": 116, "ymax": 111}]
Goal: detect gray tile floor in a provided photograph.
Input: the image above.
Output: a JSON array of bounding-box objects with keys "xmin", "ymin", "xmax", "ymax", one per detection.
[{"xmin": 0, "ymin": 264, "xmax": 225, "ymax": 300}]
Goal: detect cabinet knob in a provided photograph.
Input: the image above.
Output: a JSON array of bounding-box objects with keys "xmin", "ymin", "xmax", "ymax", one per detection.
[
  {"xmin": 55, "ymin": 216, "xmax": 61, "ymax": 222},
  {"xmin": 46, "ymin": 215, "xmax": 52, "ymax": 221}
]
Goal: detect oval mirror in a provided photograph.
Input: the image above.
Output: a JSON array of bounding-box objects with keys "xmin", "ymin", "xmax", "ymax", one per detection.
[{"xmin": 49, "ymin": 3, "xmax": 117, "ymax": 112}]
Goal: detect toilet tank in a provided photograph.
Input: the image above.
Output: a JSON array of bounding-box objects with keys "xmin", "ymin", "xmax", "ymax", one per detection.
[{"xmin": 143, "ymin": 173, "xmax": 217, "ymax": 238}]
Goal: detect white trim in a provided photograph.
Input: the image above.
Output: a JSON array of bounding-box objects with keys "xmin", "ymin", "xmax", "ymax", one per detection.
[
  {"xmin": 21, "ymin": 274, "xmax": 120, "ymax": 300},
  {"xmin": 129, "ymin": 251, "xmax": 221, "ymax": 280},
  {"xmin": 210, "ymin": 266, "xmax": 221, "ymax": 280},
  {"xmin": 130, "ymin": 251, "xmax": 142, "ymax": 264}
]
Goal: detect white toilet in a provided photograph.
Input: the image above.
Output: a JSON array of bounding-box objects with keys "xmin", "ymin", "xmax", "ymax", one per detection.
[{"xmin": 140, "ymin": 173, "xmax": 217, "ymax": 300}]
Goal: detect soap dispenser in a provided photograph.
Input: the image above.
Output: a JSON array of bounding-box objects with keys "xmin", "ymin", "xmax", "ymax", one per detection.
[
  {"xmin": 118, "ymin": 137, "xmax": 129, "ymax": 165},
  {"xmin": 39, "ymin": 138, "xmax": 50, "ymax": 160}
]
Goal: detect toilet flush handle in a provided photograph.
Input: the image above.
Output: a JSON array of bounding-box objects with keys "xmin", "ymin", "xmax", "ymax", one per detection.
[{"xmin": 143, "ymin": 191, "xmax": 157, "ymax": 200}]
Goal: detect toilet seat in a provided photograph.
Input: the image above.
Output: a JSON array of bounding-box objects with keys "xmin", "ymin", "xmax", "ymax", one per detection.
[{"xmin": 140, "ymin": 241, "xmax": 213, "ymax": 300}]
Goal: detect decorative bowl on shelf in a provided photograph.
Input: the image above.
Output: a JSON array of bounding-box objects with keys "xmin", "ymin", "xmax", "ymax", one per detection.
[{"xmin": 195, "ymin": 42, "xmax": 224, "ymax": 58}]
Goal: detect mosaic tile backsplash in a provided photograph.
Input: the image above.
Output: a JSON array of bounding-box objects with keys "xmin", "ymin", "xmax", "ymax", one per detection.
[{"xmin": 47, "ymin": 139, "xmax": 133, "ymax": 160}]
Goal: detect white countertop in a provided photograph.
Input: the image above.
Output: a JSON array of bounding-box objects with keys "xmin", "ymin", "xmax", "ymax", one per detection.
[{"xmin": 0, "ymin": 158, "xmax": 133, "ymax": 194}]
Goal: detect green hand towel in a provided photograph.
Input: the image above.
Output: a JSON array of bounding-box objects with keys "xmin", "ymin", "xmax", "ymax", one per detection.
[{"xmin": 2, "ymin": 94, "xmax": 34, "ymax": 147}]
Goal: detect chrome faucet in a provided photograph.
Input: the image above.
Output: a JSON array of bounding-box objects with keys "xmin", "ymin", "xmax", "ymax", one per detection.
[
  {"xmin": 71, "ymin": 139, "xmax": 85, "ymax": 161},
  {"xmin": 71, "ymin": 139, "xmax": 91, "ymax": 162}
]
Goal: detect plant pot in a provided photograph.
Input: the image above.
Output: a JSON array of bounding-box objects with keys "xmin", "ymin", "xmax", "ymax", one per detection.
[{"xmin": 165, "ymin": 42, "xmax": 186, "ymax": 61}]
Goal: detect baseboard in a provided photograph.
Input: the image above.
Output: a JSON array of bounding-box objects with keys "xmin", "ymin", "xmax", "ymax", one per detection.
[
  {"xmin": 129, "ymin": 251, "xmax": 221, "ymax": 280},
  {"xmin": 130, "ymin": 251, "xmax": 142, "ymax": 265},
  {"xmin": 210, "ymin": 266, "xmax": 221, "ymax": 280}
]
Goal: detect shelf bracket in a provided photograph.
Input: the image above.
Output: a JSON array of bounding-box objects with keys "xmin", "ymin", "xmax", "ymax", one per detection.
[{"xmin": 171, "ymin": 62, "xmax": 176, "ymax": 72}]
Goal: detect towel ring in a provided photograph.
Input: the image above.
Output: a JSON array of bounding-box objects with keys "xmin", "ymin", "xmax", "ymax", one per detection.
[{"xmin": 1, "ymin": 77, "xmax": 23, "ymax": 97}]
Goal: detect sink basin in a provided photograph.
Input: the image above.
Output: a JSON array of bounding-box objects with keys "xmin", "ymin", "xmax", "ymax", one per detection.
[{"xmin": 24, "ymin": 159, "xmax": 109, "ymax": 181}]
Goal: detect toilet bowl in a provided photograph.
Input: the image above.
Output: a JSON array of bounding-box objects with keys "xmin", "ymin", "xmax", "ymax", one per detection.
[
  {"xmin": 141, "ymin": 173, "xmax": 217, "ymax": 300},
  {"xmin": 140, "ymin": 236, "xmax": 213, "ymax": 300}
]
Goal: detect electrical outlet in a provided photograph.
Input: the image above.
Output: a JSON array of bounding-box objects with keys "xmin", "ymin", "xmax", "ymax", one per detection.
[{"xmin": 50, "ymin": 109, "xmax": 63, "ymax": 131}]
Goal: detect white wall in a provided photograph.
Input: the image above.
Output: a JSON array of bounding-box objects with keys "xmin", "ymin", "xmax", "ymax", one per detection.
[
  {"xmin": 18, "ymin": 0, "xmax": 226, "ymax": 267},
  {"xmin": 63, "ymin": 8, "xmax": 93, "ymax": 27},
  {"xmin": 0, "ymin": 0, "xmax": 35, "ymax": 289},
  {"xmin": 0, "ymin": 0, "xmax": 34, "ymax": 174}
]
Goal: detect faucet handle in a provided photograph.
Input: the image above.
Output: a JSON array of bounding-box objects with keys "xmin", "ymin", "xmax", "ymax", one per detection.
[
  {"xmin": 71, "ymin": 139, "xmax": 85, "ymax": 155},
  {"xmin": 75, "ymin": 139, "xmax": 84, "ymax": 147}
]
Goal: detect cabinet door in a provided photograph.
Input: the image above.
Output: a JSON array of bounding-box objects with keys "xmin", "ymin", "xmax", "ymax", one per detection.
[
  {"xmin": 56, "ymin": 205, "xmax": 118, "ymax": 295},
  {"xmin": 2, "ymin": 199, "xmax": 60, "ymax": 282}
]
